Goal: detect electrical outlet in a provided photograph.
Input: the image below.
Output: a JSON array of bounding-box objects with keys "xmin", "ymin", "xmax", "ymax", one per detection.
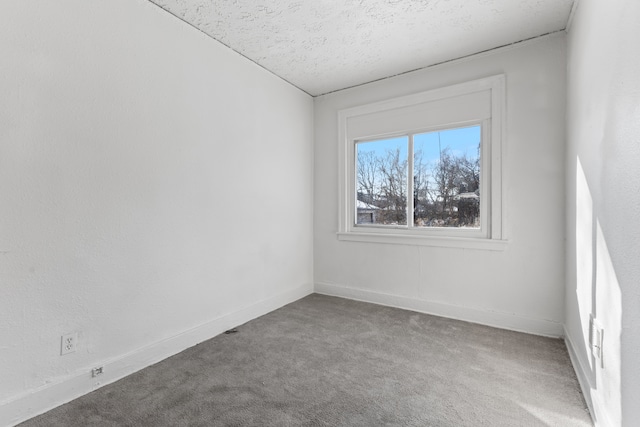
[
  {"xmin": 60, "ymin": 332, "xmax": 78, "ymax": 355},
  {"xmin": 589, "ymin": 316, "xmax": 604, "ymax": 368}
]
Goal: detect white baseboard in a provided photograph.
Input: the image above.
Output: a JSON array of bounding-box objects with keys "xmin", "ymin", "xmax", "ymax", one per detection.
[
  {"xmin": 564, "ymin": 326, "xmax": 612, "ymax": 427},
  {"xmin": 1, "ymin": 283, "xmax": 312, "ymax": 427},
  {"xmin": 315, "ymin": 282, "xmax": 564, "ymax": 338},
  {"xmin": 564, "ymin": 327, "xmax": 596, "ymax": 424}
]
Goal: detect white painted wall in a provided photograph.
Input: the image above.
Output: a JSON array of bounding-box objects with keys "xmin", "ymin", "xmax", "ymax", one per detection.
[
  {"xmin": 0, "ymin": 0, "xmax": 313, "ymax": 424},
  {"xmin": 564, "ymin": 1, "xmax": 640, "ymax": 426},
  {"xmin": 314, "ymin": 34, "xmax": 567, "ymax": 337}
]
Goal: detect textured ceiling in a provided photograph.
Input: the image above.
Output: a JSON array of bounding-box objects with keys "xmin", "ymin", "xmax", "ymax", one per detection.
[{"xmin": 148, "ymin": 0, "xmax": 575, "ymax": 96}]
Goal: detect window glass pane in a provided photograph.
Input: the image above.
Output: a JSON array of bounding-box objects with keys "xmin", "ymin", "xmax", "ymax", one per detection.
[
  {"xmin": 356, "ymin": 136, "xmax": 408, "ymax": 226},
  {"xmin": 413, "ymin": 126, "xmax": 481, "ymax": 228}
]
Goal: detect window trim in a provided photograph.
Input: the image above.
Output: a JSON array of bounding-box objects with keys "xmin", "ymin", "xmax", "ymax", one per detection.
[{"xmin": 337, "ymin": 75, "xmax": 506, "ymax": 250}]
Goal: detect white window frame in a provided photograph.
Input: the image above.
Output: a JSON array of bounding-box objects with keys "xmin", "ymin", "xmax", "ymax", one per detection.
[{"xmin": 337, "ymin": 75, "xmax": 507, "ymax": 250}]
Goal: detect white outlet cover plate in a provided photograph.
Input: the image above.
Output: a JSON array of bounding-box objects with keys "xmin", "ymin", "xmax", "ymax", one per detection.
[{"xmin": 61, "ymin": 332, "xmax": 78, "ymax": 355}]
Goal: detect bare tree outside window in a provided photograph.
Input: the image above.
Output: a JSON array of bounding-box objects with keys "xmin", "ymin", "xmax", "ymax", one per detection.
[
  {"xmin": 356, "ymin": 136, "xmax": 408, "ymax": 225},
  {"xmin": 356, "ymin": 126, "xmax": 481, "ymax": 229}
]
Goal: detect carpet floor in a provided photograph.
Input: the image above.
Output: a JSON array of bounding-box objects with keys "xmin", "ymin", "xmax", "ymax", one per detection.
[{"xmin": 19, "ymin": 294, "xmax": 592, "ymax": 426}]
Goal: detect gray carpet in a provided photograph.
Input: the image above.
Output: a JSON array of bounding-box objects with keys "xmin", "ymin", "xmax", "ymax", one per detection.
[{"xmin": 20, "ymin": 294, "xmax": 592, "ymax": 426}]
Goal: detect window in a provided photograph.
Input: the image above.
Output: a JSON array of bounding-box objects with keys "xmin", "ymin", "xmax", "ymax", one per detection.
[
  {"xmin": 356, "ymin": 125, "xmax": 481, "ymax": 228},
  {"xmin": 338, "ymin": 75, "xmax": 506, "ymax": 249}
]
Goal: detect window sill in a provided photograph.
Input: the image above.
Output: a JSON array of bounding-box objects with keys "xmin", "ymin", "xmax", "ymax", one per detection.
[{"xmin": 337, "ymin": 231, "xmax": 508, "ymax": 251}]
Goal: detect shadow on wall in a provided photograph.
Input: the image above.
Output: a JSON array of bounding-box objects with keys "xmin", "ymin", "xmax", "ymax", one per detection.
[{"xmin": 571, "ymin": 156, "xmax": 622, "ymax": 424}]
